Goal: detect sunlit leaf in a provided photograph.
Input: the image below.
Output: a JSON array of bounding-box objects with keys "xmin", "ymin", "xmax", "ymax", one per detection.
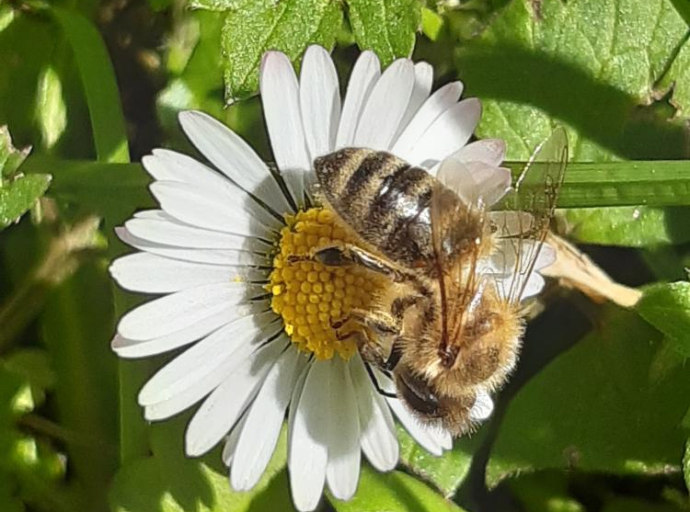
[
  {"xmin": 194, "ymin": 0, "xmax": 344, "ymax": 101},
  {"xmin": 35, "ymin": 66, "xmax": 67, "ymax": 150},
  {"xmin": 398, "ymin": 426, "xmax": 482, "ymax": 497},
  {"xmin": 110, "ymin": 419, "xmax": 291, "ymax": 512},
  {"xmin": 329, "ymin": 465, "xmax": 468, "ymax": 512},
  {"xmin": 345, "ymin": 0, "xmax": 421, "ymax": 66}
]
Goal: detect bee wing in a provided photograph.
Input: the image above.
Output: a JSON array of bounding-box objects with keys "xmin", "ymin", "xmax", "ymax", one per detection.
[
  {"xmin": 431, "ymin": 157, "xmax": 498, "ymax": 357},
  {"xmin": 491, "ymin": 127, "xmax": 568, "ymax": 304}
]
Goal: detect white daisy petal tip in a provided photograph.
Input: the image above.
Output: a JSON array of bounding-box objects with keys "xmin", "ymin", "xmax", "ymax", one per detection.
[
  {"xmin": 260, "ymin": 50, "xmax": 290, "ymax": 74},
  {"xmin": 469, "ymin": 388, "xmax": 494, "ymax": 422}
]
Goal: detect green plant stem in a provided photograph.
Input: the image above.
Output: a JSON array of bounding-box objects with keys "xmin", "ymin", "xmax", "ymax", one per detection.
[
  {"xmin": 21, "ymin": 156, "xmax": 690, "ymax": 210},
  {"xmin": 505, "ymin": 159, "xmax": 690, "ymax": 208}
]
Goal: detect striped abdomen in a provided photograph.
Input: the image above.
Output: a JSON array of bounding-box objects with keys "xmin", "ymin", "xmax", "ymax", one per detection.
[{"xmin": 314, "ymin": 148, "xmax": 436, "ymax": 268}]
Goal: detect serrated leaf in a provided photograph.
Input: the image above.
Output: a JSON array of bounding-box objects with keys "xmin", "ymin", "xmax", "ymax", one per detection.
[
  {"xmin": 398, "ymin": 425, "xmax": 482, "ymax": 497},
  {"xmin": 0, "ymin": 174, "xmax": 51, "ymax": 229},
  {"xmin": 457, "ymin": 0, "xmax": 690, "ymax": 245},
  {"xmin": 346, "ymin": 0, "xmax": 422, "ymax": 66},
  {"xmin": 219, "ymin": 0, "xmax": 343, "ymax": 101},
  {"xmin": 329, "ymin": 465, "xmax": 467, "ymax": 512},
  {"xmin": 637, "ymin": 282, "xmax": 690, "ymax": 356},
  {"xmin": 0, "ymin": 126, "xmax": 30, "ymax": 179},
  {"xmin": 486, "ymin": 306, "xmax": 690, "ymax": 487}
]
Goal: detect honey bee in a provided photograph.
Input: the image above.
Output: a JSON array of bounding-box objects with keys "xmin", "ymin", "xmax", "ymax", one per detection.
[{"xmin": 306, "ymin": 129, "xmax": 567, "ymax": 436}]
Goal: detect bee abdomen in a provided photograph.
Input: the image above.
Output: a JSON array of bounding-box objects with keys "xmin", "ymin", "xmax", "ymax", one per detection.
[{"xmin": 314, "ymin": 148, "xmax": 436, "ymax": 267}]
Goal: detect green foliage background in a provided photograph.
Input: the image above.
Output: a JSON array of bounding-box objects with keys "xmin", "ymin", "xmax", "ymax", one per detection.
[{"xmin": 1, "ymin": 0, "xmax": 690, "ymax": 511}]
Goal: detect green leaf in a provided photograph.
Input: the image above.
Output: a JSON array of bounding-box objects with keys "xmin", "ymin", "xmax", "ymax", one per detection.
[
  {"xmin": 35, "ymin": 66, "xmax": 67, "ymax": 150},
  {"xmin": 0, "ymin": 126, "xmax": 49, "ymax": 229},
  {"xmin": 560, "ymin": 206, "xmax": 690, "ymax": 246},
  {"xmin": 216, "ymin": 0, "xmax": 343, "ymax": 101},
  {"xmin": 345, "ymin": 0, "xmax": 422, "ymax": 66},
  {"xmin": 0, "ymin": 126, "xmax": 30, "ymax": 179},
  {"xmin": 3, "ymin": 349, "xmax": 56, "ymax": 408},
  {"xmin": 487, "ymin": 306, "xmax": 690, "ymax": 487},
  {"xmin": 398, "ymin": 426, "xmax": 482, "ymax": 497},
  {"xmin": 509, "ymin": 472, "xmax": 585, "ymax": 512},
  {"xmin": 0, "ymin": 174, "xmax": 51, "ymax": 229},
  {"xmin": 110, "ymin": 420, "xmax": 291, "ymax": 512},
  {"xmin": 457, "ymin": 0, "xmax": 690, "ymax": 245},
  {"xmin": 637, "ymin": 282, "xmax": 690, "ymax": 356},
  {"xmin": 330, "ymin": 465, "xmax": 467, "ymax": 512}
]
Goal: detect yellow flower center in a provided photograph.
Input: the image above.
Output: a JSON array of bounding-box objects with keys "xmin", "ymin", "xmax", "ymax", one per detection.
[{"xmin": 268, "ymin": 207, "xmax": 382, "ymax": 360}]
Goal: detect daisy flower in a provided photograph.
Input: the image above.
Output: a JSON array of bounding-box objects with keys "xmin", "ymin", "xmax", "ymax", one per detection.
[{"xmin": 110, "ymin": 45, "xmax": 548, "ymax": 511}]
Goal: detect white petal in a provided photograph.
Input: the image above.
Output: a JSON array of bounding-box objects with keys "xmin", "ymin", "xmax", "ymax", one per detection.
[
  {"xmin": 146, "ymin": 151, "xmax": 282, "ymax": 230},
  {"xmin": 150, "ymin": 180, "xmax": 275, "ymax": 237},
  {"xmin": 490, "ymin": 239, "xmax": 555, "ymax": 276},
  {"xmin": 116, "ymin": 227, "xmax": 268, "ymax": 268},
  {"xmin": 117, "ymin": 282, "xmax": 262, "ymax": 341},
  {"xmin": 376, "ymin": 371, "xmax": 447, "ymax": 456},
  {"xmin": 326, "ymin": 358, "xmax": 361, "ymax": 501},
  {"xmin": 112, "ymin": 302, "xmax": 263, "ymax": 358},
  {"xmin": 451, "ymin": 139, "xmax": 506, "ymax": 167},
  {"xmin": 489, "ymin": 211, "xmax": 534, "ymax": 237},
  {"xmin": 222, "ymin": 413, "xmax": 247, "ymax": 467},
  {"xmin": 289, "ymin": 362, "xmax": 329, "ymax": 512},
  {"xmin": 142, "ymin": 149, "xmax": 227, "ymax": 190},
  {"xmin": 125, "ymin": 217, "xmax": 271, "ymax": 252},
  {"xmin": 349, "ymin": 356, "xmax": 398, "ymax": 472},
  {"xmin": 465, "ymin": 162, "xmax": 512, "ymax": 206},
  {"xmin": 520, "ymin": 272, "xmax": 546, "ymax": 300},
  {"xmin": 335, "ymin": 51, "xmax": 381, "ymax": 149},
  {"xmin": 395, "ymin": 62, "xmax": 433, "ymax": 139},
  {"xmin": 260, "ymin": 51, "xmax": 309, "ymax": 202},
  {"xmin": 353, "ymin": 59, "xmax": 415, "ymax": 150},
  {"xmin": 138, "ymin": 311, "xmax": 278, "ymax": 406},
  {"xmin": 231, "ymin": 347, "xmax": 306, "ymax": 490},
  {"xmin": 404, "ymin": 98, "xmax": 481, "ymax": 167},
  {"xmin": 110, "ymin": 252, "xmax": 234, "ymax": 293},
  {"xmin": 300, "ymin": 45, "xmax": 341, "ymax": 160},
  {"xmin": 469, "ymin": 388, "xmax": 494, "ymax": 422},
  {"xmin": 178, "ymin": 111, "xmax": 293, "ymax": 214},
  {"xmin": 185, "ymin": 339, "xmax": 286, "ymax": 456},
  {"xmin": 391, "ymin": 81, "xmax": 463, "ymax": 158}
]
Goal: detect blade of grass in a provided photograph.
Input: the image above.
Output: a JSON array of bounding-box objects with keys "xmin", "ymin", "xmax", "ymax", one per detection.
[
  {"xmin": 45, "ymin": 6, "xmax": 147, "ymax": 470},
  {"xmin": 50, "ymin": 6, "xmax": 129, "ymax": 163},
  {"xmin": 22, "ymin": 157, "xmax": 690, "ymax": 211}
]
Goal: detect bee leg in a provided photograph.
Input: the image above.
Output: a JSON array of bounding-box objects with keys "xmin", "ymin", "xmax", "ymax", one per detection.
[
  {"xmin": 308, "ymin": 244, "xmax": 415, "ymax": 283},
  {"xmin": 384, "ymin": 336, "xmax": 404, "ymax": 371},
  {"xmin": 334, "ymin": 326, "xmax": 389, "ymax": 370},
  {"xmin": 333, "ymin": 308, "xmax": 400, "ymax": 337},
  {"xmin": 364, "ymin": 362, "xmax": 397, "ymax": 399}
]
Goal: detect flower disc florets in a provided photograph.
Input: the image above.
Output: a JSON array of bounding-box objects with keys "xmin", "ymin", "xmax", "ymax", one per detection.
[{"xmin": 268, "ymin": 207, "xmax": 383, "ymax": 360}]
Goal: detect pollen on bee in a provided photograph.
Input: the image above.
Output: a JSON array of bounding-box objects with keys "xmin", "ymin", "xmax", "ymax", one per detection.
[{"xmin": 267, "ymin": 207, "xmax": 382, "ymax": 360}]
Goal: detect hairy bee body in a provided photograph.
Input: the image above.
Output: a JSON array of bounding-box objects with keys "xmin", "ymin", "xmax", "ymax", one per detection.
[
  {"xmin": 312, "ymin": 132, "xmax": 566, "ymax": 436},
  {"xmin": 313, "ymin": 148, "xmax": 521, "ymax": 435},
  {"xmin": 315, "ymin": 148, "xmax": 485, "ymax": 274}
]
